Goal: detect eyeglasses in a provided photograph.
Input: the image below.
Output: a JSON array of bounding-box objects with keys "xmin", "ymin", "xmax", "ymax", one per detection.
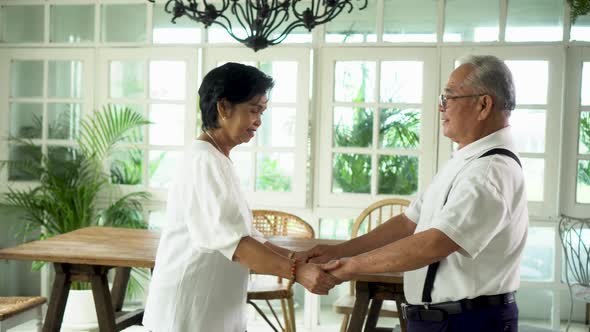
[{"xmin": 439, "ymin": 93, "xmax": 486, "ymax": 110}]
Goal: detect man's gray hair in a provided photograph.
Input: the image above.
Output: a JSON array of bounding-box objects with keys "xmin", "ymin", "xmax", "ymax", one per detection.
[{"xmin": 458, "ymin": 55, "xmax": 516, "ymax": 115}]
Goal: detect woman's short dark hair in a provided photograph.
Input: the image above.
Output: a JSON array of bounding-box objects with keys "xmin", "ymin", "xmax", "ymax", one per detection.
[{"xmin": 198, "ymin": 62, "xmax": 274, "ymax": 131}]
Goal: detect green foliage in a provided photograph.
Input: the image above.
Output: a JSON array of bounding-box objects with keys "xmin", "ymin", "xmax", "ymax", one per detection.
[
  {"xmin": 256, "ymin": 157, "xmax": 291, "ymax": 192},
  {"xmin": 578, "ymin": 113, "xmax": 590, "ymax": 185},
  {"xmin": 568, "ymin": 0, "xmax": 590, "ymax": 24}
]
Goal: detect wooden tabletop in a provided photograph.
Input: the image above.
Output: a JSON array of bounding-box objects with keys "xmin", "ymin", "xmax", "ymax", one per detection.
[{"xmin": 0, "ymin": 227, "xmax": 159, "ymax": 268}]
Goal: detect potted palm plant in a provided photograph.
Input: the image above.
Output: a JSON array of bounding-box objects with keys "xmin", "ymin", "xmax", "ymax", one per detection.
[{"xmin": 0, "ymin": 105, "xmax": 152, "ymax": 330}]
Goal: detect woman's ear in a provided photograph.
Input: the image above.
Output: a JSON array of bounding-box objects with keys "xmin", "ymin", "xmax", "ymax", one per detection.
[{"xmin": 216, "ymin": 99, "xmax": 228, "ymax": 120}]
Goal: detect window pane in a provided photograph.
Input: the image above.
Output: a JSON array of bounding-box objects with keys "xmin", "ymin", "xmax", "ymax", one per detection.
[
  {"xmin": 149, "ymin": 104, "xmax": 185, "ymax": 146},
  {"xmin": 152, "ymin": 4, "xmax": 201, "ymax": 44},
  {"xmin": 325, "ymin": 1, "xmax": 376, "ymax": 43},
  {"xmin": 9, "ymin": 103, "xmax": 43, "ymax": 139},
  {"xmin": 506, "ymin": 0, "xmax": 563, "ymax": 42},
  {"xmin": 11, "ymin": 60, "xmax": 43, "ymax": 98},
  {"xmin": 380, "ymin": 61, "xmax": 423, "ymax": 103},
  {"xmin": 149, "ymin": 61, "xmax": 186, "ymax": 101},
  {"xmin": 579, "ymin": 112, "xmax": 590, "ymax": 154},
  {"xmin": 577, "ymin": 160, "xmax": 590, "ymax": 204},
  {"xmin": 333, "ymin": 107, "xmax": 373, "ymax": 148},
  {"xmin": 109, "ymin": 60, "xmax": 145, "ymax": 99},
  {"xmin": 1, "ymin": 5, "xmax": 44, "ymax": 43},
  {"xmin": 319, "ymin": 218, "xmax": 354, "ymax": 240},
  {"xmin": 378, "ymin": 155, "xmax": 419, "ymax": 195},
  {"xmin": 255, "ymin": 153, "xmax": 293, "ymax": 192},
  {"xmin": 8, "ymin": 144, "xmax": 42, "ymax": 181},
  {"xmin": 334, "ymin": 61, "xmax": 375, "ymax": 103},
  {"xmin": 48, "ymin": 61, "xmax": 83, "ymax": 98},
  {"xmin": 47, "ymin": 103, "xmax": 81, "ymax": 140},
  {"xmin": 258, "ymin": 107, "xmax": 296, "ymax": 147},
  {"xmin": 521, "ymin": 227, "xmax": 554, "ymax": 282},
  {"xmin": 230, "ymin": 150, "xmax": 252, "ymax": 191},
  {"xmin": 148, "ymin": 210, "xmax": 166, "ymax": 230},
  {"xmin": 582, "ymin": 63, "xmax": 590, "ymax": 106},
  {"xmin": 332, "ymin": 153, "xmax": 371, "ymax": 194},
  {"xmin": 505, "ymin": 61, "xmax": 548, "ymax": 105},
  {"xmin": 260, "ymin": 61, "xmax": 297, "ymax": 103},
  {"xmin": 383, "ymin": 0, "xmax": 437, "ymax": 42},
  {"xmin": 101, "ymin": 4, "xmax": 146, "ymax": 43},
  {"xmin": 50, "ymin": 5, "xmax": 94, "ymax": 43},
  {"xmin": 444, "ymin": 0, "xmax": 499, "ymax": 42},
  {"xmin": 111, "ymin": 149, "xmax": 144, "ymax": 185},
  {"xmin": 571, "ymin": 13, "xmax": 590, "ymax": 42},
  {"xmin": 380, "ymin": 108, "xmax": 420, "ymax": 149},
  {"xmin": 511, "ymin": 109, "xmax": 546, "ymax": 153},
  {"xmin": 47, "ymin": 146, "xmax": 79, "ymax": 165},
  {"xmin": 149, "ymin": 150, "xmax": 181, "ymax": 188},
  {"xmin": 515, "ymin": 288, "xmax": 553, "ymax": 328},
  {"xmin": 522, "ymin": 157, "xmax": 544, "ymax": 202}
]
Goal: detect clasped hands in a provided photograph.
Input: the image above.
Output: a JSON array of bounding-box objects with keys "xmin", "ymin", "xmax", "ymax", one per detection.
[{"xmin": 291, "ymin": 245, "xmax": 354, "ymax": 295}]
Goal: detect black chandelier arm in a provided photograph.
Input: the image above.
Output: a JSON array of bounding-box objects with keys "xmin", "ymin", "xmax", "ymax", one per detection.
[
  {"xmin": 230, "ymin": 2, "xmax": 251, "ymax": 34},
  {"xmin": 259, "ymin": 2, "xmax": 291, "ymax": 38}
]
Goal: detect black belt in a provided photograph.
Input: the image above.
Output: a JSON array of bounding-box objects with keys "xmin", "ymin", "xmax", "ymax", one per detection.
[{"xmin": 403, "ymin": 292, "xmax": 516, "ymax": 322}]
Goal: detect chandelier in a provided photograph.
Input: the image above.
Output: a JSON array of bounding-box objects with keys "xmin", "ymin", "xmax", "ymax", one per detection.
[{"xmin": 148, "ymin": 0, "xmax": 368, "ymax": 51}]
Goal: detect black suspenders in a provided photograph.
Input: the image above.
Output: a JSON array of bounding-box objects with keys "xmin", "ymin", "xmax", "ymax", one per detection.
[{"xmin": 420, "ymin": 148, "xmax": 522, "ymax": 304}]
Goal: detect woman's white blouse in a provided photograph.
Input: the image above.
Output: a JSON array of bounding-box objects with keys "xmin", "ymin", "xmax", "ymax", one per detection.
[{"xmin": 143, "ymin": 140, "xmax": 260, "ymax": 332}]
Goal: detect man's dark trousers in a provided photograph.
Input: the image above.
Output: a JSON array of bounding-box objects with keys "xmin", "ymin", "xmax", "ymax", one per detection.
[{"xmin": 406, "ymin": 302, "xmax": 518, "ymax": 332}]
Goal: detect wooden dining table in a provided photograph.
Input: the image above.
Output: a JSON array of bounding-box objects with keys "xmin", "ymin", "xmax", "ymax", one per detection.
[{"xmin": 0, "ymin": 227, "xmax": 406, "ymax": 332}]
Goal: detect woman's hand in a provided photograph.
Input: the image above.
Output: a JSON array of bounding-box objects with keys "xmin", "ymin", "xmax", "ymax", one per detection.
[
  {"xmin": 298, "ymin": 245, "xmax": 342, "ymax": 264},
  {"xmin": 295, "ymin": 261, "xmax": 342, "ymax": 295}
]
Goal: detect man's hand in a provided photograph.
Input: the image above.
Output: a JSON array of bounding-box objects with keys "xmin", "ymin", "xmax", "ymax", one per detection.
[
  {"xmin": 321, "ymin": 258, "xmax": 355, "ymax": 282},
  {"xmin": 297, "ymin": 244, "xmax": 342, "ymax": 264},
  {"xmin": 296, "ymin": 261, "xmax": 342, "ymax": 295}
]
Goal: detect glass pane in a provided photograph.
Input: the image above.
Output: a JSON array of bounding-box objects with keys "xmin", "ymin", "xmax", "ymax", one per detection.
[
  {"xmin": 1, "ymin": 5, "xmax": 44, "ymax": 43},
  {"xmin": 511, "ymin": 109, "xmax": 546, "ymax": 153},
  {"xmin": 111, "ymin": 149, "xmax": 144, "ymax": 185},
  {"xmin": 153, "ymin": 4, "xmax": 201, "ymax": 44},
  {"xmin": 149, "ymin": 104, "xmax": 185, "ymax": 146},
  {"xmin": 9, "ymin": 103, "xmax": 43, "ymax": 139},
  {"xmin": 230, "ymin": 150, "xmax": 252, "ymax": 191},
  {"xmin": 47, "ymin": 103, "xmax": 81, "ymax": 140},
  {"xmin": 148, "ymin": 210, "xmax": 166, "ymax": 230},
  {"xmin": 109, "ymin": 60, "xmax": 145, "ymax": 99},
  {"xmin": 318, "ymin": 218, "xmax": 355, "ymax": 240},
  {"xmin": 325, "ymin": 1, "xmax": 376, "ymax": 43},
  {"xmin": 444, "ymin": 0, "xmax": 499, "ymax": 42},
  {"xmin": 520, "ymin": 227, "xmax": 554, "ymax": 282},
  {"xmin": 258, "ymin": 107, "xmax": 296, "ymax": 147},
  {"xmin": 506, "ymin": 0, "xmax": 563, "ymax": 42},
  {"xmin": 50, "ymin": 5, "xmax": 94, "ymax": 43},
  {"xmin": 149, "ymin": 61, "xmax": 186, "ymax": 101},
  {"xmin": 48, "ymin": 61, "xmax": 83, "ymax": 98},
  {"xmin": 255, "ymin": 153, "xmax": 293, "ymax": 192},
  {"xmin": 332, "ymin": 153, "xmax": 371, "ymax": 194},
  {"xmin": 333, "ymin": 107, "xmax": 373, "ymax": 148},
  {"xmin": 571, "ymin": 13, "xmax": 590, "ymax": 42},
  {"xmin": 515, "ymin": 288, "xmax": 553, "ymax": 328},
  {"xmin": 378, "ymin": 155, "xmax": 419, "ymax": 195},
  {"xmin": 505, "ymin": 61, "xmax": 549, "ymax": 105},
  {"xmin": 380, "ymin": 108, "xmax": 420, "ymax": 149},
  {"xmin": 579, "ymin": 112, "xmax": 590, "ymax": 154},
  {"xmin": 101, "ymin": 4, "xmax": 146, "ymax": 43},
  {"xmin": 582, "ymin": 63, "xmax": 590, "ymax": 106},
  {"xmin": 8, "ymin": 144, "xmax": 42, "ymax": 181},
  {"xmin": 522, "ymin": 157, "xmax": 544, "ymax": 202},
  {"xmin": 577, "ymin": 160, "xmax": 590, "ymax": 204},
  {"xmin": 259, "ymin": 61, "xmax": 297, "ymax": 103},
  {"xmin": 383, "ymin": 0, "xmax": 437, "ymax": 42},
  {"xmin": 380, "ymin": 61, "xmax": 422, "ymax": 103},
  {"xmin": 11, "ymin": 60, "xmax": 43, "ymax": 98},
  {"xmin": 47, "ymin": 146, "xmax": 79, "ymax": 165},
  {"xmin": 149, "ymin": 150, "xmax": 181, "ymax": 188},
  {"xmin": 334, "ymin": 61, "xmax": 375, "ymax": 102}
]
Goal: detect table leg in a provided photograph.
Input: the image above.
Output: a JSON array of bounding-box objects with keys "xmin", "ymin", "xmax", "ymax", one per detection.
[
  {"xmin": 111, "ymin": 267, "xmax": 131, "ymax": 312},
  {"xmin": 90, "ymin": 267, "xmax": 117, "ymax": 332},
  {"xmin": 43, "ymin": 263, "xmax": 71, "ymax": 332},
  {"xmin": 348, "ymin": 281, "xmax": 371, "ymax": 332},
  {"xmin": 393, "ymin": 293, "xmax": 407, "ymax": 332},
  {"xmin": 364, "ymin": 299, "xmax": 383, "ymax": 332}
]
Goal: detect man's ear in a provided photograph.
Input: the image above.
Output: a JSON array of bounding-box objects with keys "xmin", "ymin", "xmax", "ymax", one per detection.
[{"xmin": 477, "ymin": 95, "xmax": 494, "ymax": 120}]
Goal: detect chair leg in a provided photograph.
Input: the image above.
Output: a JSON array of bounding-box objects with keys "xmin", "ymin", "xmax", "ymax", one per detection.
[
  {"xmin": 287, "ymin": 296, "xmax": 296, "ymax": 332},
  {"xmin": 281, "ymin": 299, "xmax": 290, "ymax": 332},
  {"xmin": 340, "ymin": 314, "xmax": 350, "ymax": 332},
  {"xmin": 586, "ymin": 302, "xmax": 590, "ymax": 326},
  {"xmin": 36, "ymin": 305, "xmax": 44, "ymax": 332}
]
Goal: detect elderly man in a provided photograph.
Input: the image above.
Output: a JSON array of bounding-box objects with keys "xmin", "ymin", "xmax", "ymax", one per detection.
[{"xmin": 310, "ymin": 55, "xmax": 528, "ymax": 331}]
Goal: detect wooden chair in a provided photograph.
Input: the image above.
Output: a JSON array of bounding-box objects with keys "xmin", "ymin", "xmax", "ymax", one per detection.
[
  {"xmin": 248, "ymin": 210, "xmax": 314, "ymax": 332},
  {"xmin": 333, "ymin": 198, "xmax": 410, "ymax": 332},
  {"xmin": 0, "ymin": 297, "xmax": 46, "ymax": 332}
]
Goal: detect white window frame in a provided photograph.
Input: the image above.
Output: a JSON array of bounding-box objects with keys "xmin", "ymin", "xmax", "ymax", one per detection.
[
  {"xmin": 203, "ymin": 47, "xmax": 311, "ymax": 208},
  {"xmin": 439, "ymin": 46, "xmax": 565, "ymax": 219},
  {"xmin": 316, "ymin": 47, "xmax": 438, "ymax": 208}
]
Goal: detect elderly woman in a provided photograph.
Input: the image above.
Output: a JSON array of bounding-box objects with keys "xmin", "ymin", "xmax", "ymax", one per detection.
[{"xmin": 143, "ymin": 62, "xmax": 339, "ymax": 332}]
